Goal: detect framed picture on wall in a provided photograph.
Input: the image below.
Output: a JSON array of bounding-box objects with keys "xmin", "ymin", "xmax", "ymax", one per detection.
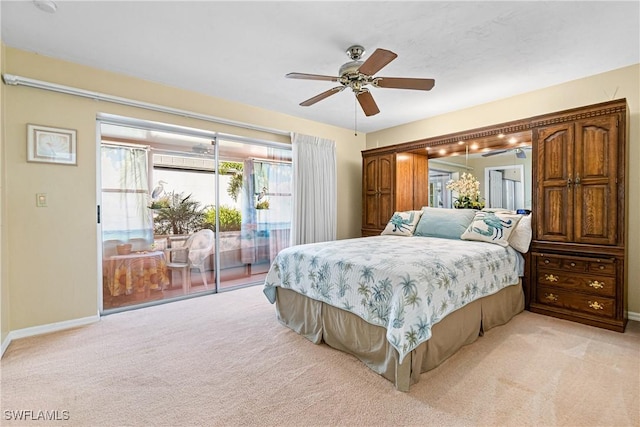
[{"xmin": 27, "ymin": 124, "xmax": 77, "ymax": 165}]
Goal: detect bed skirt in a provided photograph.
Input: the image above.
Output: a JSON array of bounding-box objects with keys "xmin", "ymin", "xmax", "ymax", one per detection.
[{"xmin": 273, "ymin": 281, "xmax": 524, "ymax": 391}]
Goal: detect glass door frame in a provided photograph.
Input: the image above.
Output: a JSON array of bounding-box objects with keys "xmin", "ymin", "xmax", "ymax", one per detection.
[{"xmin": 96, "ymin": 113, "xmax": 291, "ymax": 315}]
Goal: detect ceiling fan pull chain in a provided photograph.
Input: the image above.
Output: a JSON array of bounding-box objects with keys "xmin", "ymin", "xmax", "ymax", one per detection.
[{"xmin": 354, "ymin": 96, "xmax": 358, "ymax": 136}]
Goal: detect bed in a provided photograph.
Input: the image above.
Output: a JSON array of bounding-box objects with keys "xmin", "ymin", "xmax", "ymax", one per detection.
[{"xmin": 263, "ymin": 209, "xmax": 530, "ymax": 391}]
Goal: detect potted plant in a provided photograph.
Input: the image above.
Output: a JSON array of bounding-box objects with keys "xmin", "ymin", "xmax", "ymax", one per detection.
[
  {"xmin": 446, "ymin": 172, "xmax": 485, "ymax": 209},
  {"xmin": 150, "ymin": 192, "xmax": 207, "ymax": 235}
]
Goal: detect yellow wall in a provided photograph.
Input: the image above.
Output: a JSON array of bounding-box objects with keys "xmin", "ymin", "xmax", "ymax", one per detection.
[
  {"xmin": 1, "ymin": 42, "xmax": 7, "ymax": 347},
  {"xmin": 367, "ymin": 64, "xmax": 640, "ymax": 315},
  {"xmin": 0, "ymin": 47, "xmax": 365, "ymax": 335}
]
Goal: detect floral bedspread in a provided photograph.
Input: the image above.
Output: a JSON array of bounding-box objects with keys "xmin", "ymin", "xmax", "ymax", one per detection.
[{"xmin": 263, "ymin": 235, "xmax": 523, "ymax": 363}]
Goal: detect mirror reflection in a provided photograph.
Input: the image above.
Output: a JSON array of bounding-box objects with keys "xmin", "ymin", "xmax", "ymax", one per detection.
[{"xmin": 427, "ymin": 135, "xmax": 532, "ymax": 210}]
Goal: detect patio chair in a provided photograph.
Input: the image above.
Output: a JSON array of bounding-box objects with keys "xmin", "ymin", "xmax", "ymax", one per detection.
[{"xmin": 164, "ymin": 229, "xmax": 214, "ymax": 293}]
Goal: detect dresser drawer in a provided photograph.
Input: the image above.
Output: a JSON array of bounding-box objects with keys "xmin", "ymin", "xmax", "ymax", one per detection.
[
  {"xmin": 537, "ymin": 256, "xmax": 586, "ymax": 271},
  {"xmin": 588, "ymin": 261, "xmax": 616, "ymax": 275},
  {"xmin": 536, "ymin": 254, "xmax": 616, "ymax": 275},
  {"xmin": 536, "ymin": 286, "xmax": 615, "ymax": 318},
  {"xmin": 537, "ymin": 271, "xmax": 616, "ymax": 297}
]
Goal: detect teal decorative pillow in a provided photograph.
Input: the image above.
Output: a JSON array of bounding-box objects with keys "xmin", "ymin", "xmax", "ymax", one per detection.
[
  {"xmin": 414, "ymin": 207, "xmax": 477, "ymax": 239},
  {"xmin": 461, "ymin": 211, "xmax": 522, "ymax": 247},
  {"xmin": 381, "ymin": 210, "xmax": 423, "ymax": 236}
]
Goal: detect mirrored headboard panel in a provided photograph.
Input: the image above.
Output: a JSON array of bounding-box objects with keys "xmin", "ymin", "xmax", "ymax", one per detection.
[{"xmin": 368, "ymin": 117, "xmax": 535, "ymax": 211}]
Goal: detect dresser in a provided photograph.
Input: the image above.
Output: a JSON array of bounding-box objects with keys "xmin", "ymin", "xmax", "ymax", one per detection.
[{"xmin": 529, "ymin": 99, "xmax": 628, "ymax": 332}]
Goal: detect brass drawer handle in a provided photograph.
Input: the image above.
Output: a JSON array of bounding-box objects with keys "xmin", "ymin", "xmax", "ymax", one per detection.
[
  {"xmin": 545, "ymin": 274, "xmax": 559, "ymax": 282},
  {"xmin": 544, "ymin": 259, "xmax": 550, "ymax": 264},
  {"xmin": 545, "ymin": 293, "xmax": 558, "ymax": 302},
  {"xmin": 589, "ymin": 280, "xmax": 605, "ymax": 289},
  {"xmin": 588, "ymin": 301, "xmax": 604, "ymax": 310},
  {"xmin": 598, "ymin": 265, "xmax": 605, "ymax": 270},
  {"xmin": 570, "ymin": 262, "xmax": 576, "ymax": 267}
]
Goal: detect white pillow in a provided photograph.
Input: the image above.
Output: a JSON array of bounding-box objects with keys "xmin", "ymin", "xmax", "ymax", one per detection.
[
  {"xmin": 381, "ymin": 210, "xmax": 423, "ymax": 236},
  {"xmin": 461, "ymin": 211, "xmax": 521, "ymax": 247},
  {"xmin": 509, "ymin": 214, "xmax": 532, "ymax": 253}
]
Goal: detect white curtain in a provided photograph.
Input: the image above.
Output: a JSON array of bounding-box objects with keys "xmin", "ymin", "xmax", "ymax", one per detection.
[
  {"xmin": 101, "ymin": 144, "xmax": 152, "ymax": 243},
  {"xmin": 241, "ymin": 159, "xmax": 293, "ymax": 263},
  {"xmin": 291, "ymin": 133, "xmax": 337, "ymax": 245}
]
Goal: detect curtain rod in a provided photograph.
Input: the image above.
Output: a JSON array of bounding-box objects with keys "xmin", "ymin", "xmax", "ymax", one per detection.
[
  {"xmin": 2, "ymin": 73, "xmax": 291, "ymax": 137},
  {"xmin": 102, "ymin": 141, "xmax": 150, "ymax": 150},
  {"xmin": 251, "ymin": 158, "xmax": 292, "ymax": 165}
]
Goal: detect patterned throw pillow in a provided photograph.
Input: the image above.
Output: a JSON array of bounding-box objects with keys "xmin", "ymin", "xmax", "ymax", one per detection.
[
  {"xmin": 381, "ymin": 210, "xmax": 423, "ymax": 236},
  {"xmin": 461, "ymin": 211, "xmax": 522, "ymax": 247},
  {"xmin": 480, "ymin": 208, "xmax": 532, "ymax": 252}
]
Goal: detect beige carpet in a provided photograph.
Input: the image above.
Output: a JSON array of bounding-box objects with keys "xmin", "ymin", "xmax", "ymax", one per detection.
[{"xmin": 1, "ymin": 285, "xmax": 638, "ymax": 427}]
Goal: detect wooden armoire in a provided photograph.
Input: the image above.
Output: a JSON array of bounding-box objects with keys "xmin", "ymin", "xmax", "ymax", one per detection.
[
  {"xmin": 361, "ymin": 151, "xmax": 429, "ymax": 236},
  {"xmin": 529, "ymin": 99, "xmax": 628, "ymax": 332},
  {"xmin": 361, "ymin": 98, "xmax": 628, "ymax": 332}
]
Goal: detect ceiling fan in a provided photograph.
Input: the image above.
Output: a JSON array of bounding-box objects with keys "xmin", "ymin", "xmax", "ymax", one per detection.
[
  {"xmin": 285, "ymin": 45, "xmax": 435, "ymax": 117},
  {"xmin": 482, "ymin": 147, "xmax": 531, "ymax": 159}
]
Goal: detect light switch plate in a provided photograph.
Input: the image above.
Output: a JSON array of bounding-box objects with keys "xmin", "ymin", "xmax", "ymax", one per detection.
[{"xmin": 36, "ymin": 193, "xmax": 47, "ymax": 207}]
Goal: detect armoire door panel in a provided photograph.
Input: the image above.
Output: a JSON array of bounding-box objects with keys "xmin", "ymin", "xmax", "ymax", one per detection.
[
  {"xmin": 536, "ymin": 122, "xmax": 575, "ymax": 243},
  {"xmin": 362, "ymin": 153, "xmax": 396, "ymax": 232},
  {"xmin": 378, "ymin": 193, "xmax": 393, "ymax": 225},
  {"xmin": 539, "ymin": 187, "xmax": 572, "ymax": 240},
  {"xmin": 574, "ymin": 115, "xmax": 618, "ymax": 245},
  {"xmin": 538, "ymin": 125, "xmax": 574, "ymax": 181},
  {"xmin": 575, "ymin": 184, "xmax": 615, "ymax": 244},
  {"xmin": 363, "ymin": 194, "xmax": 378, "ymax": 229},
  {"xmin": 576, "ymin": 116, "xmax": 617, "ymax": 180},
  {"xmin": 378, "ymin": 155, "xmax": 394, "ymax": 194},
  {"xmin": 363, "ymin": 157, "xmax": 378, "ymax": 194}
]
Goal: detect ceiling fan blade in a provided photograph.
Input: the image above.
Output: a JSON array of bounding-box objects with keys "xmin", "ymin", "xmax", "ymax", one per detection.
[
  {"xmin": 356, "ymin": 90, "xmax": 380, "ymax": 116},
  {"xmin": 299, "ymin": 86, "xmax": 344, "ymax": 106},
  {"xmin": 357, "ymin": 48, "xmax": 398, "ymax": 76},
  {"xmin": 285, "ymin": 72, "xmax": 340, "ymax": 82},
  {"xmin": 375, "ymin": 77, "xmax": 435, "ymax": 91}
]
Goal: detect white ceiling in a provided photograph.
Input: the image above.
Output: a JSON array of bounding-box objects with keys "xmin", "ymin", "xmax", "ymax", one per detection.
[{"xmin": 2, "ymin": 1, "xmax": 639, "ymax": 134}]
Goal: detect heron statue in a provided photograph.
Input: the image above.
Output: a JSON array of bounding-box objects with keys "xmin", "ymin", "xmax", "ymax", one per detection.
[
  {"xmin": 151, "ymin": 180, "xmax": 167, "ymax": 200},
  {"xmin": 256, "ymin": 186, "xmax": 268, "ymax": 201}
]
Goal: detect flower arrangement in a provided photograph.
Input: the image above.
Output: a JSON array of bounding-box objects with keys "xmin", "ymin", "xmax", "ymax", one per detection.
[{"xmin": 446, "ymin": 172, "xmax": 485, "ymax": 209}]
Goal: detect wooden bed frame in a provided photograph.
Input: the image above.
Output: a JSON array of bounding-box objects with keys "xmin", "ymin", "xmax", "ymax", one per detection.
[{"xmin": 273, "ymin": 280, "xmax": 524, "ymax": 391}]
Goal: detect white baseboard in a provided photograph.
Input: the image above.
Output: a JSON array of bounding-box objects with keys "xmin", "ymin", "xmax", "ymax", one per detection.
[
  {"xmin": 1, "ymin": 315, "xmax": 99, "ymax": 358},
  {"xmin": 1, "ymin": 334, "xmax": 12, "ymax": 358},
  {"xmin": 627, "ymin": 311, "xmax": 640, "ymax": 322}
]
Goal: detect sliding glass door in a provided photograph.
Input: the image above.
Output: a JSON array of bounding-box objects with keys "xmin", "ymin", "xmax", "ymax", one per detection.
[
  {"xmin": 217, "ymin": 140, "xmax": 292, "ymax": 290},
  {"xmin": 98, "ymin": 117, "xmax": 292, "ymax": 313}
]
